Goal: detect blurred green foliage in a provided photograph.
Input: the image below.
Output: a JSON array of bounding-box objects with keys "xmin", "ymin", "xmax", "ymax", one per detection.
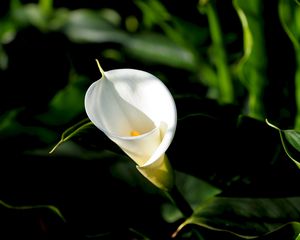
[{"xmin": 1, "ymin": 0, "xmax": 300, "ymax": 239}]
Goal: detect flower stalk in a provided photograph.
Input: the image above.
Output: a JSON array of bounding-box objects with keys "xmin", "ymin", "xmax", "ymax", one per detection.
[{"xmin": 166, "ymin": 185, "xmax": 193, "ymax": 218}]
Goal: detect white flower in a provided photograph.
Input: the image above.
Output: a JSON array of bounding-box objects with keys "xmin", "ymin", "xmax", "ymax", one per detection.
[{"xmin": 84, "ymin": 62, "xmax": 177, "ymax": 191}]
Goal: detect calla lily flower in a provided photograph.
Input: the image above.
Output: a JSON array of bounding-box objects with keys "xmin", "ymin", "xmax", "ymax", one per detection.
[{"xmin": 84, "ymin": 62, "xmax": 177, "ymax": 191}]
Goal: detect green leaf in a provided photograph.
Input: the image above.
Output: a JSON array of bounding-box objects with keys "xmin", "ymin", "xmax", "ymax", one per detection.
[
  {"xmin": 284, "ymin": 130, "xmax": 300, "ymax": 152},
  {"xmin": 124, "ymin": 32, "xmax": 198, "ymax": 71},
  {"xmin": 281, "ymin": 130, "xmax": 300, "ymax": 168},
  {"xmin": 266, "ymin": 119, "xmax": 300, "ymax": 169},
  {"xmin": 36, "ymin": 73, "xmax": 86, "ymax": 126},
  {"xmin": 173, "ymin": 197, "xmax": 300, "ymax": 239},
  {"xmin": 162, "ymin": 171, "xmax": 221, "ymax": 223},
  {"xmin": 296, "ymin": 233, "xmax": 300, "ymax": 240},
  {"xmin": 134, "ymin": 0, "xmax": 170, "ymax": 28},
  {"xmin": 63, "ymin": 9, "xmax": 128, "ymax": 43},
  {"xmin": 135, "ymin": 0, "xmax": 215, "ymax": 86}
]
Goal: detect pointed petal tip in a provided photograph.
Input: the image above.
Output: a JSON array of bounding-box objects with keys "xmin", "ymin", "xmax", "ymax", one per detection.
[{"xmin": 95, "ymin": 59, "xmax": 105, "ymax": 78}]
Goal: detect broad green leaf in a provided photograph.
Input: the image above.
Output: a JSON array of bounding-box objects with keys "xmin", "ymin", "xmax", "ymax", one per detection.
[
  {"xmin": 296, "ymin": 233, "xmax": 300, "ymax": 240},
  {"xmin": 173, "ymin": 197, "xmax": 300, "ymax": 239},
  {"xmin": 124, "ymin": 32, "xmax": 198, "ymax": 71},
  {"xmin": 233, "ymin": 0, "xmax": 267, "ymax": 119},
  {"xmin": 62, "ymin": 7, "xmax": 199, "ymax": 72},
  {"xmin": 162, "ymin": 171, "xmax": 221, "ymax": 223},
  {"xmin": 266, "ymin": 119, "xmax": 300, "ymax": 169}
]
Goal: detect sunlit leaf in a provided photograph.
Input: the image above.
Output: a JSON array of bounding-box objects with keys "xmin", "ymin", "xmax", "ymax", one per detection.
[
  {"xmin": 124, "ymin": 32, "xmax": 197, "ymax": 71},
  {"xmin": 63, "ymin": 9, "xmax": 128, "ymax": 43},
  {"xmin": 62, "ymin": 7, "xmax": 203, "ymax": 72},
  {"xmin": 284, "ymin": 130, "xmax": 300, "ymax": 152},
  {"xmin": 39, "ymin": 0, "xmax": 53, "ymax": 17},
  {"xmin": 173, "ymin": 197, "xmax": 300, "ymax": 239},
  {"xmin": 233, "ymin": 0, "xmax": 267, "ymax": 119}
]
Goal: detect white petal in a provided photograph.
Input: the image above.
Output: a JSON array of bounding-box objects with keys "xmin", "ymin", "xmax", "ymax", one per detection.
[
  {"xmin": 104, "ymin": 69, "xmax": 177, "ymax": 132},
  {"xmin": 109, "ymin": 125, "xmax": 161, "ymax": 166},
  {"xmin": 85, "ymin": 71, "xmax": 156, "ymax": 137}
]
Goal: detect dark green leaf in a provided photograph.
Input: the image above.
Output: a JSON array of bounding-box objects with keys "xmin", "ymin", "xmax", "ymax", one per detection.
[
  {"xmin": 174, "ymin": 197, "xmax": 300, "ymax": 239},
  {"xmin": 36, "ymin": 73, "xmax": 87, "ymax": 126},
  {"xmin": 162, "ymin": 171, "xmax": 221, "ymax": 223}
]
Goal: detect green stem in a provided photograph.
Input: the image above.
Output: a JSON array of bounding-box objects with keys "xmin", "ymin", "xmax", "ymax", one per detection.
[
  {"xmin": 205, "ymin": 0, "xmax": 234, "ymax": 104},
  {"xmin": 39, "ymin": 0, "xmax": 53, "ymax": 16},
  {"xmin": 166, "ymin": 185, "xmax": 193, "ymax": 218},
  {"xmin": 234, "ymin": 0, "xmax": 266, "ymax": 120}
]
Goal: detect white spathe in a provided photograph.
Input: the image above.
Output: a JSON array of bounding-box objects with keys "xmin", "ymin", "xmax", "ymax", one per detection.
[{"xmin": 84, "ymin": 68, "xmax": 177, "ymax": 191}]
